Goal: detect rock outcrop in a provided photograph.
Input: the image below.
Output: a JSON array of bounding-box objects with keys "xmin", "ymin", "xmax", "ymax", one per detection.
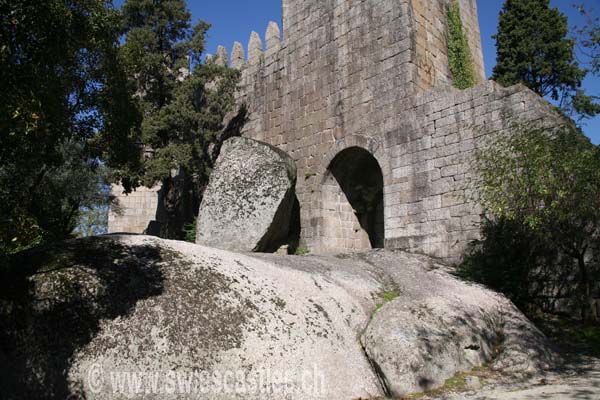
[
  {"xmin": 196, "ymin": 136, "xmax": 297, "ymax": 253},
  {"xmin": 359, "ymin": 253, "xmax": 557, "ymax": 397},
  {"xmin": 1, "ymin": 236, "xmax": 558, "ymax": 399}
]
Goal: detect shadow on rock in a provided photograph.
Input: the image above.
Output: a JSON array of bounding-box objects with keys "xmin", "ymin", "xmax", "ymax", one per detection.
[{"xmin": 0, "ymin": 236, "xmax": 168, "ymax": 399}]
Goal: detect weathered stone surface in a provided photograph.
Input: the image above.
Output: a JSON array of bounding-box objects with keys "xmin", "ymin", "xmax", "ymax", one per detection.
[
  {"xmin": 265, "ymin": 21, "xmax": 281, "ymax": 55},
  {"xmin": 108, "ymin": 0, "xmax": 568, "ymax": 264},
  {"xmin": 361, "ymin": 252, "xmax": 558, "ymax": 397},
  {"xmin": 107, "ymin": 184, "xmax": 162, "ymax": 234},
  {"xmin": 247, "ymin": 31, "xmax": 262, "ymax": 65},
  {"xmin": 226, "ymin": 0, "xmax": 567, "ymax": 260},
  {"xmin": 215, "ymin": 45, "xmax": 228, "ymax": 66},
  {"xmin": 2, "ymin": 235, "xmax": 558, "ymax": 399},
  {"xmin": 196, "ymin": 136, "xmax": 297, "ymax": 253},
  {"xmin": 255, "ymin": 251, "xmax": 560, "ymax": 395},
  {"xmin": 231, "ymin": 41, "xmax": 244, "ymax": 69},
  {"xmin": 1, "ymin": 236, "xmax": 381, "ymax": 399}
]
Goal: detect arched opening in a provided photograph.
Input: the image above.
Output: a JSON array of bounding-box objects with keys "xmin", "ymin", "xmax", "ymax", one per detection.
[{"xmin": 322, "ymin": 147, "xmax": 384, "ymax": 250}]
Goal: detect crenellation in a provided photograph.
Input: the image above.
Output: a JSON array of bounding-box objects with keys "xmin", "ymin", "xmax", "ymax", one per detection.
[
  {"xmin": 215, "ymin": 45, "xmax": 228, "ymax": 66},
  {"xmin": 231, "ymin": 41, "xmax": 245, "ymax": 69},
  {"xmin": 248, "ymin": 31, "xmax": 263, "ymax": 65},
  {"xmin": 265, "ymin": 21, "xmax": 281, "ymax": 56},
  {"xmin": 110, "ymin": 0, "xmax": 569, "ymax": 262}
]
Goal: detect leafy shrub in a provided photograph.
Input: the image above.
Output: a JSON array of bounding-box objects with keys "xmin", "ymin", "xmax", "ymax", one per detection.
[
  {"xmin": 463, "ymin": 123, "xmax": 600, "ymax": 321},
  {"xmin": 183, "ymin": 219, "xmax": 197, "ymax": 243},
  {"xmin": 294, "ymin": 247, "xmax": 310, "ymax": 256}
]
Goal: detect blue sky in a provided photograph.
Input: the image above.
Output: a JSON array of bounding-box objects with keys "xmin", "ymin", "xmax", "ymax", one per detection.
[{"xmin": 114, "ymin": 0, "xmax": 600, "ymax": 144}]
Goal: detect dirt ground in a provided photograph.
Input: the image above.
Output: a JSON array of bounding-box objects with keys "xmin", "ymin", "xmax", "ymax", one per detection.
[{"xmin": 431, "ymin": 355, "xmax": 600, "ymax": 400}]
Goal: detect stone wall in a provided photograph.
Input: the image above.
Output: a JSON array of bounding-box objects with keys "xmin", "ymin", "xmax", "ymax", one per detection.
[
  {"xmin": 383, "ymin": 81, "xmax": 565, "ymax": 260},
  {"xmin": 410, "ymin": 0, "xmax": 486, "ymax": 89},
  {"xmin": 220, "ymin": 0, "xmax": 565, "ymax": 260},
  {"xmin": 216, "ymin": 0, "xmax": 502, "ymax": 259},
  {"xmin": 107, "ymin": 185, "xmax": 161, "ymax": 234},
  {"xmin": 108, "ymin": 0, "xmax": 566, "ymax": 262}
]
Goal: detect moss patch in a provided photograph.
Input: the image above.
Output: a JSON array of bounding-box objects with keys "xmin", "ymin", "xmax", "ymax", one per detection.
[
  {"xmin": 294, "ymin": 246, "xmax": 310, "ymax": 256},
  {"xmin": 373, "ymin": 291, "xmax": 399, "ymax": 313},
  {"xmin": 400, "ymin": 365, "xmax": 494, "ymax": 400}
]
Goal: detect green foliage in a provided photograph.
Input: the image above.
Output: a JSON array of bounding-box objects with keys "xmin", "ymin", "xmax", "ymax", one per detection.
[
  {"xmin": 576, "ymin": 4, "xmax": 600, "ymax": 77},
  {"xmin": 474, "ymin": 124, "xmax": 600, "ymax": 240},
  {"xmin": 73, "ymin": 178, "xmax": 112, "ymax": 238},
  {"xmin": 1, "ymin": 142, "xmax": 112, "ymax": 249},
  {"xmin": 0, "ymin": 0, "xmax": 134, "ymax": 259},
  {"xmin": 447, "ymin": 0, "xmax": 477, "ymax": 89},
  {"xmin": 183, "ymin": 218, "xmax": 197, "ymax": 243},
  {"xmin": 0, "ymin": 210, "xmax": 44, "ymax": 256},
  {"xmin": 465, "ymin": 123, "xmax": 600, "ymax": 321},
  {"xmin": 294, "ymin": 247, "xmax": 310, "ymax": 256},
  {"xmin": 382, "ymin": 291, "xmax": 398, "ymax": 303},
  {"xmin": 537, "ymin": 317, "xmax": 600, "ymax": 356},
  {"xmin": 0, "ymin": 0, "xmax": 242, "ymax": 259},
  {"xmin": 373, "ymin": 291, "xmax": 399, "ymax": 313},
  {"xmin": 457, "ymin": 218, "xmax": 562, "ymax": 313},
  {"xmin": 492, "ymin": 0, "xmax": 599, "ymax": 119},
  {"xmin": 576, "ymin": 326, "xmax": 600, "ymax": 353},
  {"xmin": 75, "ymin": 205, "xmax": 109, "ymax": 238},
  {"xmin": 117, "ymin": 0, "xmax": 243, "ymax": 239},
  {"xmin": 405, "ymin": 365, "xmax": 495, "ymax": 399}
]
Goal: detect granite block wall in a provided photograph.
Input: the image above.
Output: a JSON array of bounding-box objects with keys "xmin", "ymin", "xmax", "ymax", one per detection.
[
  {"xmin": 109, "ymin": 0, "xmax": 566, "ymax": 262},
  {"xmin": 222, "ymin": 0, "xmax": 564, "ymax": 260},
  {"xmin": 107, "ymin": 185, "xmax": 161, "ymax": 234}
]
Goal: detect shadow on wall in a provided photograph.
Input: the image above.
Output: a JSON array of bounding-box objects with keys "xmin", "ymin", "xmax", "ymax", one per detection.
[
  {"xmin": 328, "ymin": 146, "xmax": 385, "ymax": 249},
  {"xmin": 286, "ymin": 195, "xmax": 302, "ymax": 254},
  {"xmin": 0, "ymin": 237, "xmax": 167, "ymax": 399}
]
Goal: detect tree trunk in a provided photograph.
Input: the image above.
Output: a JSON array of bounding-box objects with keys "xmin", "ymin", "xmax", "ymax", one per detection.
[
  {"xmin": 577, "ymin": 254, "xmax": 596, "ymax": 322},
  {"xmin": 158, "ymin": 172, "xmax": 197, "ymax": 240}
]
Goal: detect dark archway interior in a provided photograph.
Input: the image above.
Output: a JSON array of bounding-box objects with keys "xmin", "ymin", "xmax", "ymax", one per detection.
[{"xmin": 328, "ymin": 147, "xmax": 385, "ymax": 248}]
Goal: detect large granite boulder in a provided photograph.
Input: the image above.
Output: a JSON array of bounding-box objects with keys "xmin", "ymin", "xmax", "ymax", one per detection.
[
  {"xmin": 361, "ymin": 252, "xmax": 558, "ymax": 397},
  {"xmin": 196, "ymin": 137, "xmax": 297, "ymax": 253},
  {"xmin": 1, "ymin": 235, "xmax": 382, "ymax": 400},
  {"xmin": 1, "ymin": 236, "xmax": 558, "ymax": 399}
]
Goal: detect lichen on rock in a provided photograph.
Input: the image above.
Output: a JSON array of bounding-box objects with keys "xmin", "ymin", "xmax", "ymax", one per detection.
[{"xmin": 196, "ymin": 136, "xmax": 298, "ymax": 253}]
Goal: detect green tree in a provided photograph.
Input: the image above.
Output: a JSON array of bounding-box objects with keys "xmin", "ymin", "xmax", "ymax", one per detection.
[
  {"xmin": 0, "ymin": 0, "xmax": 138, "ymax": 258},
  {"xmin": 492, "ymin": 0, "xmax": 600, "ymax": 119},
  {"xmin": 118, "ymin": 0, "xmax": 242, "ymax": 239},
  {"xmin": 468, "ymin": 123, "xmax": 600, "ymax": 321},
  {"xmin": 576, "ymin": 4, "xmax": 600, "ymax": 76}
]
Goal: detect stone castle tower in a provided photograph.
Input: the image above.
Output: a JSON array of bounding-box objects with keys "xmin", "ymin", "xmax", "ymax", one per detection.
[{"xmin": 109, "ymin": 0, "xmax": 563, "ymax": 261}]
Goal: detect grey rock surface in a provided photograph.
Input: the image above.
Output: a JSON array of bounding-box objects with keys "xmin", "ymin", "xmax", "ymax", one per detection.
[
  {"xmin": 3, "ymin": 235, "xmax": 381, "ymax": 400},
  {"xmin": 2, "ymin": 236, "xmax": 560, "ymax": 399},
  {"xmin": 356, "ymin": 252, "xmax": 558, "ymax": 398},
  {"xmin": 428, "ymin": 356, "xmax": 600, "ymax": 400},
  {"xmin": 250, "ymin": 252, "xmax": 560, "ymax": 397},
  {"xmin": 196, "ymin": 136, "xmax": 297, "ymax": 253},
  {"xmin": 464, "ymin": 376, "xmax": 482, "ymax": 391}
]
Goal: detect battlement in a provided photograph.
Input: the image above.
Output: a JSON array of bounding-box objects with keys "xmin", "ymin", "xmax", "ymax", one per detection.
[
  {"xmin": 208, "ymin": 22, "xmax": 282, "ymax": 67},
  {"xmin": 204, "ymin": 0, "xmax": 490, "ymax": 258},
  {"xmin": 206, "ymin": 0, "xmax": 486, "ymax": 145},
  {"xmin": 112, "ymin": 1, "xmax": 566, "ymax": 261},
  {"xmin": 211, "ymin": 0, "xmax": 484, "ymax": 88}
]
